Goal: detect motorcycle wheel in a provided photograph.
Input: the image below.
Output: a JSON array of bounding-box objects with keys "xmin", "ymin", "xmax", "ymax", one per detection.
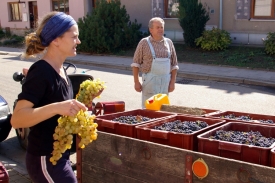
[{"xmin": 15, "ymin": 127, "xmax": 30, "ymax": 150}]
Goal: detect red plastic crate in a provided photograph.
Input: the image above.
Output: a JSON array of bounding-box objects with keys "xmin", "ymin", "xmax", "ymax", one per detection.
[
  {"xmin": 0, "ymin": 162, "xmax": 9, "ymax": 183},
  {"xmin": 94, "ymin": 109, "xmax": 176, "ymax": 138},
  {"xmin": 135, "ymin": 115, "xmax": 226, "ymax": 151},
  {"xmin": 206, "ymin": 110, "xmax": 275, "ymax": 125},
  {"xmin": 93, "ymin": 101, "xmax": 125, "ymax": 115},
  {"xmin": 271, "ymin": 147, "xmax": 275, "ymax": 168},
  {"xmin": 198, "ymin": 122, "xmax": 275, "ymax": 166}
]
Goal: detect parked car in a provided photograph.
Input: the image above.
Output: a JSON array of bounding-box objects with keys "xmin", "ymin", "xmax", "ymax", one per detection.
[{"xmin": 0, "ymin": 95, "xmax": 12, "ymax": 142}]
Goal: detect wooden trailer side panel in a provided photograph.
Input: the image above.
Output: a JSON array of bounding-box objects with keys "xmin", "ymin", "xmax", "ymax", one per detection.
[{"xmin": 81, "ymin": 132, "xmax": 275, "ymax": 183}]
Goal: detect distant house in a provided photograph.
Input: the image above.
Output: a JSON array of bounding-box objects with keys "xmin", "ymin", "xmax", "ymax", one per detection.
[
  {"xmin": 0, "ymin": 0, "xmax": 274, "ymax": 45},
  {"xmin": 0, "ymin": 0, "xmax": 94, "ymax": 35},
  {"xmin": 203, "ymin": 0, "xmax": 275, "ymax": 45}
]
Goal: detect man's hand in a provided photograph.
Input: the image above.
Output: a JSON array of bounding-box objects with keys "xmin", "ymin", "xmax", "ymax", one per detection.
[
  {"xmin": 134, "ymin": 82, "xmax": 142, "ymax": 92},
  {"xmin": 169, "ymin": 70, "xmax": 177, "ymax": 92},
  {"xmin": 168, "ymin": 81, "xmax": 175, "ymax": 92}
]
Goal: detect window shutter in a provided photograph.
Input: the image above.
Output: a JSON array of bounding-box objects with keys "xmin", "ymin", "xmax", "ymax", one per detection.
[
  {"xmin": 152, "ymin": 0, "xmax": 164, "ymax": 18},
  {"xmin": 236, "ymin": 0, "xmax": 251, "ymax": 19}
]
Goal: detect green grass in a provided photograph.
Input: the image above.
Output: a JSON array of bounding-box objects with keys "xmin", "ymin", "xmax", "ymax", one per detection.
[{"xmin": 116, "ymin": 44, "xmax": 275, "ymax": 71}]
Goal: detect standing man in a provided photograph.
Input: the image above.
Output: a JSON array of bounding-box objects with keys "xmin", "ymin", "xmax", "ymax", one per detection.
[{"xmin": 131, "ymin": 17, "xmax": 179, "ymax": 108}]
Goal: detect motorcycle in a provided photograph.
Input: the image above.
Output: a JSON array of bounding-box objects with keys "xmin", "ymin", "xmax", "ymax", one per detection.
[{"xmin": 12, "ymin": 62, "xmax": 94, "ymax": 153}]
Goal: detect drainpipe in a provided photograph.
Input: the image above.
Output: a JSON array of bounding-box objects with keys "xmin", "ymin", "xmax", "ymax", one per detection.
[{"xmin": 219, "ymin": 0, "xmax": 223, "ymax": 29}]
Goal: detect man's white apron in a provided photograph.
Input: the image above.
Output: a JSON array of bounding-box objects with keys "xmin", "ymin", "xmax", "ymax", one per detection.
[{"xmin": 142, "ymin": 37, "xmax": 171, "ymax": 108}]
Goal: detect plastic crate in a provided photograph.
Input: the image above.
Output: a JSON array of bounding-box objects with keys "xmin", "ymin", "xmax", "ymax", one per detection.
[
  {"xmin": 206, "ymin": 111, "xmax": 275, "ymax": 125},
  {"xmin": 198, "ymin": 122, "xmax": 275, "ymax": 166},
  {"xmin": 271, "ymin": 147, "xmax": 275, "ymax": 168},
  {"xmin": 135, "ymin": 115, "xmax": 226, "ymax": 151},
  {"xmin": 93, "ymin": 101, "xmax": 125, "ymax": 116},
  {"xmin": 271, "ymin": 147, "xmax": 275, "ymax": 167},
  {"xmin": 0, "ymin": 162, "xmax": 9, "ymax": 183},
  {"xmin": 94, "ymin": 109, "xmax": 176, "ymax": 138}
]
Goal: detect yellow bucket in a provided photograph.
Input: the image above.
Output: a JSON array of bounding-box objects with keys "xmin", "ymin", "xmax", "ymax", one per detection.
[{"xmin": 145, "ymin": 94, "xmax": 170, "ymax": 111}]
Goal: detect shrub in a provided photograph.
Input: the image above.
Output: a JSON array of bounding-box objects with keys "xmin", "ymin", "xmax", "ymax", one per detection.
[
  {"xmin": 195, "ymin": 27, "xmax": 231, "ymax": 51},
  {"xmin": 263, "ymin": 32, "xmax": 275, "ymax": 55},
  {"xmin": 10, "ymin": 35, "xmax": 24, "ymax": 43},
  {"xmin": 77, "ymin": 0, "xmax": 143, "ymax": 54},
  {"xmin": 1, "ymin": 34, "xmax": 24, "ymax": 46},
  {"xmin": 178, "ymin": 0, "xmax": 210, "ymax": 48},
  {"xmin": 2, "ymin": 39, "xmax": 13, "ymax": 45}
]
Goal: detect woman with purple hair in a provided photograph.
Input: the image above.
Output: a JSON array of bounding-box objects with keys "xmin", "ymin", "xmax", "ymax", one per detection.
[{"xmin": 11, "ymin": 11, "xmax": 86, "ymax": 182}]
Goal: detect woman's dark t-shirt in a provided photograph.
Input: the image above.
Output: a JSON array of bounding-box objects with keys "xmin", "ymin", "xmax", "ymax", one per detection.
[{"xmin": 18, "ymin": 60, "xmax": 73, "ymax": 156}]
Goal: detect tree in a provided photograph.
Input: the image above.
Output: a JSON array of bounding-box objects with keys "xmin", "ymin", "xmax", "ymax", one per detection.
[
  {"xmin": 178, "ymin": 0, "xmax": 210, "ymax": 47},
  {"xmin": 77, "ymin": 0, "xmax": 143, "ymax": 54}
]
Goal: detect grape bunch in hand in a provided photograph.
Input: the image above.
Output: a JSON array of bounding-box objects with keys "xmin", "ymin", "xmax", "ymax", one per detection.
[
  {"xmin": 50, "ymin": 78, "xmax": 106, "ymax": 165},
  {"xmin": 76, "ymin": 78, "xmax": 106, "ymax": 107}
]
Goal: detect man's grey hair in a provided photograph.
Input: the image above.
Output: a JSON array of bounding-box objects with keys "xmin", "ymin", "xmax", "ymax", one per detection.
[{"xmin": 148, "ymin": 17, "xmax": 165, "ymax": 28}]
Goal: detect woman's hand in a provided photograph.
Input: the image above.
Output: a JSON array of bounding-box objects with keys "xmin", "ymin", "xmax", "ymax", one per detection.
[
  {"xmin": 23, "ymin": 68, "xmax": 29, "ymax": 76},
  {"xmin": 59, "ymin": 99, "xmax": 87, "ymax": 116}
]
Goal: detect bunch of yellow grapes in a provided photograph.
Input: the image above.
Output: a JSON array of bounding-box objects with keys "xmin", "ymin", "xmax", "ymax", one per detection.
[
  {"xmin": 76, "ymin": 78, "xmax": 106, "ymax": 107},
  {"xmin": 50, "ymin": 78, "xmax": 106, "ymax": 165},
  {"xmin": 50, "ymin": 110, "xmax": 98, "ymax": 165}
]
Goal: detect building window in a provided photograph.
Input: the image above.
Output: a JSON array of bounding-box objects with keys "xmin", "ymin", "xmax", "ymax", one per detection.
[
  {"xmin": 52, "ymin": 0, "xmax": 69, "ymax": 14},
  {"xmin": 165, "ymin": 0, "xmax": 179, "ymax": 18},
  {"xmin": 9, "ymin": 3, "xmax": 22, "ymax": 21},
  {"xmin": 251, "ymin": 0, "xmax": 275, "ymax": 19}
]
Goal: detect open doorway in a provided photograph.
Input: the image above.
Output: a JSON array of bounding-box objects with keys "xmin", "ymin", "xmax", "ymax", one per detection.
[{"xmin": 28, "ymin": 1, "xmax": 38, "ymax": 29}]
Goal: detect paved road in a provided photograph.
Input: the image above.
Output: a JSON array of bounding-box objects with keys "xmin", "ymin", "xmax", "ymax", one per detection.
[{"xmin": 1, "ymin": 46, "xmax": 275, "ymax": 88}]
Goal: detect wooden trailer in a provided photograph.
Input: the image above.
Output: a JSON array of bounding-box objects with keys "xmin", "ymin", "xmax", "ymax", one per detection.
[
  {"xmin": 76, "ymin": 131, "xmax": 275, "ymax": 183},
  {"xmin": 75, "ymin": 105, "xmax": 275, "ymax": 183}
]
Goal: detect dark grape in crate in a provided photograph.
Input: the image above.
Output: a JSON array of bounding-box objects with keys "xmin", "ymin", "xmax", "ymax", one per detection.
[
  {"xmin": 135, "ymin": 115, "xmax": 226, "ymax": 151},
  {"xmin": 197, "ymin": 122, "xmax": 275, "ymax": 166},
  {"xmin": 94, "ymin": 109, "xmax": 176, "ymax": 138},
  {"xmin": 206, "ymin": 111, "xmax": 275, "ymax": 125}
]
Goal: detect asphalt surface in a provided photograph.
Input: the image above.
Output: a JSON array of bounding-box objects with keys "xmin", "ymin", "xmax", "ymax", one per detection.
[
  {"xmin": 0, "ymin": 46, "xmax": 275, "ymax": 182},
  {"xmin": 1, "ymin": 46, "xmax": 275, "ymax": 88}
]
